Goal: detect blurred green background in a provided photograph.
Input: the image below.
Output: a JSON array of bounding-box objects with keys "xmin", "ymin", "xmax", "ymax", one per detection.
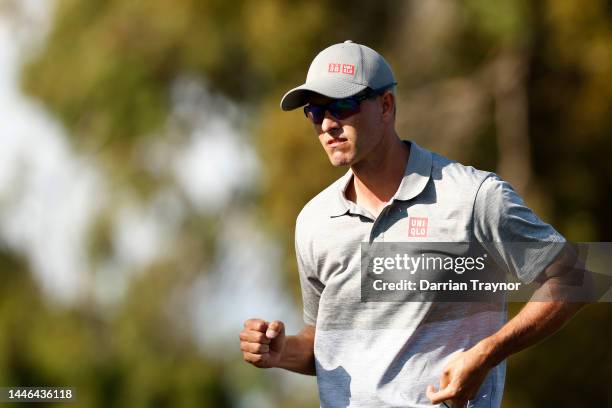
[{"xmin": 0, "ymin": 0, "xmax": 610, "ymax": 406}]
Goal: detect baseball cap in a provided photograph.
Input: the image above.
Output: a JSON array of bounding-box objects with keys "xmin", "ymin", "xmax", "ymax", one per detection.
[{"xmin": 280, "ymin": 40, "xmax": 397, "ymax": 111}]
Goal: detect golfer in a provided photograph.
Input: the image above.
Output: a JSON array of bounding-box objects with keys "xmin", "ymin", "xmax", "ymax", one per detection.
[{"xmin": 239, "ymin": 41, "xmax": 585, "ymax": 408}]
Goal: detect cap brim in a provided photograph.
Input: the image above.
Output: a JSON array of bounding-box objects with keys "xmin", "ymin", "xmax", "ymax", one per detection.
[{"xmin": 280, "ymin": 80, "xmax": 368, "ymax": 111}]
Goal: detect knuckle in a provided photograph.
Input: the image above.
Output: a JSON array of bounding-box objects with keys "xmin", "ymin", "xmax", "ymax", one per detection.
[
  {"xmin": 243, "ymin": 352, "xmax": 261, "ymax": 364},
  {"xmin": 245, "ymin": 318, "xmax": 263, "ymax": 329},
  {"xmin": 242, "ymin": 342, "xmax": 257, "ymax": 353}
]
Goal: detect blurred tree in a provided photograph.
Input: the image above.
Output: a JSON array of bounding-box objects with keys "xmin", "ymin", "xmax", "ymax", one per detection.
[
  {"xmin": 18, "ymin": 1, "xmax": 399, "ymax": 406},
  {"xmin": 0, "ymin": 247, "xmax": 234, "ymax": 407}
]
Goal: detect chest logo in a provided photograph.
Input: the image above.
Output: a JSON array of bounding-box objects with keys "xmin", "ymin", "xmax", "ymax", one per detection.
[{"xmin": 408, "ymin": 217, "xmax": 428, "ymax": 237}]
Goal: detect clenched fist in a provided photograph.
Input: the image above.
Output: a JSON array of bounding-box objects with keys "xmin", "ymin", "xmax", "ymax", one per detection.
[{"xmin": 240, "ymin": 319, "xmax": 286, "ymax": 368}]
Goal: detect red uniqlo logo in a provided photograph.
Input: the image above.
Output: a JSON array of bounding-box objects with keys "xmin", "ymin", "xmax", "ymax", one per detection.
[
  {"xmin": 341, "ymin": 64, "xmax": 354, "ymax": 74},
  {"xmin": 328, "ymin": 63, "xmax": 355, "ymax": 75},
  {"xmin": 408, "ymin": 217, "xmax": 428, "ymax": 237},
  {"xmin": 328, "ymin": 63, "xmax": 341, "ymax": 73}
]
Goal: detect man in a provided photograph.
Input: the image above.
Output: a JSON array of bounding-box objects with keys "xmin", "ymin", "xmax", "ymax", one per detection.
[{"xmin": 239, "ymin": 41, "xmax": 586, "ymax": 407}]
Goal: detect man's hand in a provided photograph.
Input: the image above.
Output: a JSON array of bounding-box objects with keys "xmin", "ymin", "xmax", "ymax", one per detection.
[
  {"xmin": 426, "ymin": 342, "xmax": 492, "ymax": 408},
  {"xmin": 240, "ymin": 319, "xmax": 286, "ymax": 368}
]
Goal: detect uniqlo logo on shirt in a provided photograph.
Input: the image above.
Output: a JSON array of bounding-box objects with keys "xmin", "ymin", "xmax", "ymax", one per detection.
[
  {"xmin": 408, "ymin": 217, "xmax": 428, "ymax": 237},
  {"xmin": 328, "ymin": 63, "xmax": 355, "ymax": 75}
]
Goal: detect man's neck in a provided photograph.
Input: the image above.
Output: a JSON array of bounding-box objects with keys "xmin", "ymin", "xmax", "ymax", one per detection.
[{"xmin": 346, "ymin": 135, "xmax": 410, "ymax": 217}]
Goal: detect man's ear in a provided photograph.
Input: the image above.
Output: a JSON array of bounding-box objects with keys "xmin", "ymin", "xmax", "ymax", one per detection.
[{"xmin": 381, "ymin": 92, "xmax": 395, "ymax": 122}]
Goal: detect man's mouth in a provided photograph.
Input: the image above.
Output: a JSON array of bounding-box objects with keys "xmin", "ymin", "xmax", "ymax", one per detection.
[{"xmin": 327, "ymin": 137, "xmax": 348, "ymax": 147}]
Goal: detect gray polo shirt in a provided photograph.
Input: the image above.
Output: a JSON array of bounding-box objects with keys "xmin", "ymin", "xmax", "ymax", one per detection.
[{"xmin": 295, "ymin": 141, "xmax": 564, "ymax": 408}]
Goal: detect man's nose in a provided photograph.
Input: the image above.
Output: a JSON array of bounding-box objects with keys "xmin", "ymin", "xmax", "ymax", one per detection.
[{"xmin": 321, "ymin": 111, "xmax": 340, "ymax": 133}]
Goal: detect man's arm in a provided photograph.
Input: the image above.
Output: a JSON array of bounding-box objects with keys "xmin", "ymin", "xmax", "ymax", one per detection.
[
  {"xmin": 482, "ymin": 299, "xmax": 584, "ymax": 366},
  {"xmin": 427, "ymin": 300, "xmax": 585, "ymax": 407},
  {"xmin": 482, "ymin": 244, "xmax": 591, "ymax": 366},
  {"xmin": 276, "ymin": 325, "xmax": 316, "ymax": 375},
  {"xmin": 427, "ymin": 245, "xmax": 591, "ymax": 407},
  {"xmin": 240, "ymin": 319, "xmax": 316, "ymax": 376}
]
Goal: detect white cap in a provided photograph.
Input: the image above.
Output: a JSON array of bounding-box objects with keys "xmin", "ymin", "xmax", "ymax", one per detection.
[{"xmin": 280, "ymin": 40, "xmax": 396, "ymax": 110}]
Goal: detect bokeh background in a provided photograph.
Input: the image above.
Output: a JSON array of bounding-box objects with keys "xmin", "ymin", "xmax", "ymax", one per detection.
[{"xmin": 0, "ymin": 0, "xmax": 610, "ymax": 407}]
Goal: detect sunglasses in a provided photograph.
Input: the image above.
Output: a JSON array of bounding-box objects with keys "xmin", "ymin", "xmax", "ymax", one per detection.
[{"xmin": 303, "ymin": 87, "xmax": 391, "ymax": 125}]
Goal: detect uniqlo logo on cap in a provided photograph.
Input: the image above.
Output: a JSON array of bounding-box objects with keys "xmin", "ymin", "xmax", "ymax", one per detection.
[
  {"xmin": 328, "ymin": 63, "xmax": 341, "ymax": 73},
  {"xmin": 328, "ymin": 63, "xmax": 355, "ymax": 75},
  {"xmin": 341, "ymin": 64, "xmax": 354, "ymax": 74},
  {"xmin": 408, "ymin": 217, "xmax": 428, "ymax": 237}
]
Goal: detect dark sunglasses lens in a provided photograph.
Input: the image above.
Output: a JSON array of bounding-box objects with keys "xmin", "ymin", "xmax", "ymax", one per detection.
[
  {"xmin": 304, "ymin": 98, "xmax": 361, "ymax": 124},
  {"xmin": 304, "ymin": 106, "xmax": 325, "ymax": 124},
  {"xmin": 329, "ymin": 99, "xmax": 360, "ymax": 120}
]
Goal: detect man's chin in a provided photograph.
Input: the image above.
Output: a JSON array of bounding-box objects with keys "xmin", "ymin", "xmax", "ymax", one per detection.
[
  {"xmin": 329, "ymin": 157, "xmax": 353, "ymax": 167},
  {"xmin": 327, "ymin": 151, "xmax": 355, "ymax": 167}
]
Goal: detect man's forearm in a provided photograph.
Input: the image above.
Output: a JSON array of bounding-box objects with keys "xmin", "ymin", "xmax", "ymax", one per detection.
[
  {"xmin": 479, "ymin": 300, "xmax": 585, "ymax": 368},
  {"xmin": 479, "ymin": 245, "xmax": 591, "ymax": 368},
  {"xmin": 277, "ymin": 326, "xmax": 316, "ymax": 375}
]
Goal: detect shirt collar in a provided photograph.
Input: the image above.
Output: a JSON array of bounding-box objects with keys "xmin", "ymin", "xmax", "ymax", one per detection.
[
  {"xmin": 328, "ymin": 169, "xmax": 354, "ymax": 217},
  {"xmin": 393, "ymin": 140, "xmax": 433, "ymax": 201},
  {"xmin": 328, "ymin": 140, "xmax": 433, "ymax": 217}
]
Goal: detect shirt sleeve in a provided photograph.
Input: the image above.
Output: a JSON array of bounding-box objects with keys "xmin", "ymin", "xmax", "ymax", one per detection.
[
  {"xmin": 473, "ymin": 174, "xmax": 566, "ymax": 283},
  {"xmin": 295, "ymin": 215, "xmax": 324, "ymax": 326}
]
